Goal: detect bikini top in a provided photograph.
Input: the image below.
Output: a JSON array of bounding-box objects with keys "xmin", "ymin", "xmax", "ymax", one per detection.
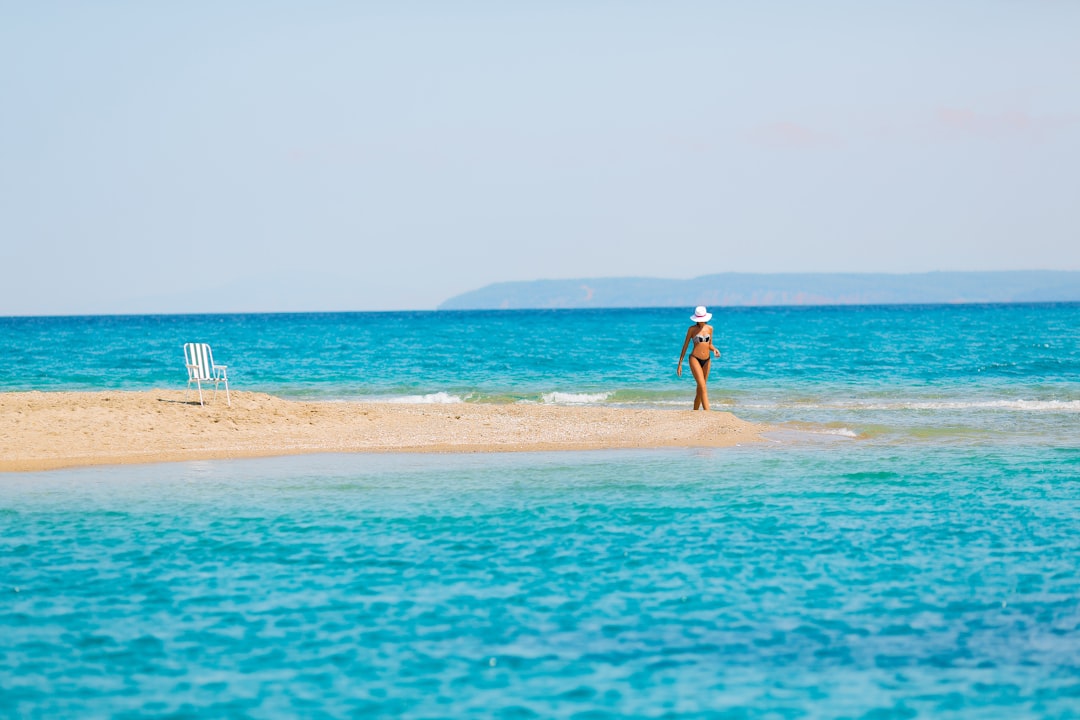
[{"xmin": 693, "ymin": 334, "xmax": 711, "ymax": 343}]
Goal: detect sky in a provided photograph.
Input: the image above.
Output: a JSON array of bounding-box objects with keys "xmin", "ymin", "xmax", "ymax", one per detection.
[{"xmin": 2, "ymin": 1, "xmax": 1079, "ymax": 314}]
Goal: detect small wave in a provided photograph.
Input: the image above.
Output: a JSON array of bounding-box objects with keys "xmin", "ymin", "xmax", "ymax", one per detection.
[
  {"xmin": 965, "ymin": 399, "xmax": 1074, "ymax": 411},
  {"xmin": 743, "ymin": 399, "xmax": 1080, "ymax": 412},
  {"xmin": 540, "ymin": 391, "xmax": 612, "ymax": 405},
  {"xmin": 763, "ymin": 424, "xmax": 862, "ymax": 443},
  {"xmin": 859, "ymin": 399, "xmax": 1080, "ymax": 412},
  {"xmin": 385, "ymin": 392, "xmax": 465, "ymax": 404},
  {"xmin": 817, "ymin": 427, "xmax": 859, "ymax": 438}
]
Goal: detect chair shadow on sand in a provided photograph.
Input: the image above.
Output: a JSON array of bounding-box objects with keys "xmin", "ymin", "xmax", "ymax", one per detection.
[{"xmin": 157, "ymin": 398, "xmax": 207, "ymax": 407}]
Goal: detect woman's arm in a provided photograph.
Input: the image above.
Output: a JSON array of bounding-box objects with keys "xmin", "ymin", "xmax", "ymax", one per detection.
[
  {"xmin": 708, "ymin": 326, "xmax": 721, "ymax": 357},
  {"xmin": 676, "ymin": 327, "xmax": 693, "ymax": 376}
]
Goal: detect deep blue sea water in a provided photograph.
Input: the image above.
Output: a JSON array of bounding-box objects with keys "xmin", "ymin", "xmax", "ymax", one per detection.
[{"xmin": 2, "ymin": 305, "xmax": 1079, "ymax": 718}]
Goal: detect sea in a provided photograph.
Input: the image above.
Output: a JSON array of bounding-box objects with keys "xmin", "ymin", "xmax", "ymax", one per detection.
[{"xmin": 2, "ymin": 304, "xmax": 1079, "ymax": 719}]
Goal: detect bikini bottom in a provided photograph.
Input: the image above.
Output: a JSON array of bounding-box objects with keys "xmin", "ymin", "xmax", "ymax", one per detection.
[{"xmin": 689, "ymin": 355, "xmax": 710, "ymax": 370}]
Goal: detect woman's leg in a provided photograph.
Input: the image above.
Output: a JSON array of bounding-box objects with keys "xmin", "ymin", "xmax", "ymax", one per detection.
[
  {"xmin": 689, "ymin": 356, "xmax": 709, "ymax": 410},
  {"xmin": 701, "ymin": 356, "xmax": 713, "ymax": 410}
]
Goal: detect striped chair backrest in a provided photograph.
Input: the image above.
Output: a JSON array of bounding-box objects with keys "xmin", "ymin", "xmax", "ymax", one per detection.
[{"xmin": 184, "ymin": 343, "xmax": 215, "ymax": 381}]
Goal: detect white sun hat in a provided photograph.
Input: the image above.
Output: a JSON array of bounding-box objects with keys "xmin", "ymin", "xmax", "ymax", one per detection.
[{"xmin": 690, "ymin": 306, "xmax": 712, "ymax": 322}]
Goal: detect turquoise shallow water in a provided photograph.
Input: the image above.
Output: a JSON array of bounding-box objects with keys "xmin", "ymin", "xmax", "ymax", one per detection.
[
  {"xmin": 3, "ymin": 448, "xmax": 1079, "ymax": 718},
  {"xmin": 2, "ymin": 304, "xmax": 1079, "ymax": 717}
]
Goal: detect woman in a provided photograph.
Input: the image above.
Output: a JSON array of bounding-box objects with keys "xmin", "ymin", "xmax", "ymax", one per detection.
[{"xmin": 677, "ymin": 306, "xmax": 721, "ymax": 410}]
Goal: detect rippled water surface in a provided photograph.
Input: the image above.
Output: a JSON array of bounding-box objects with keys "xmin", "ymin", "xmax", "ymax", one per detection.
[{"xmin": 4, "ymin": 447, "xmax": 1079, "ymax": 718}]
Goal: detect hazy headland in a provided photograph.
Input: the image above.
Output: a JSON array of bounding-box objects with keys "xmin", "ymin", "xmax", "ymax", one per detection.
[{"xmin": 439, "ymin": 271, "xmax": 1080, "ymax": 310}]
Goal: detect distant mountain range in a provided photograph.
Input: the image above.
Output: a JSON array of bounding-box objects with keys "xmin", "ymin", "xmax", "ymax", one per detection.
[{"xmin": 438, "ymin": 271, "xmax": 1080, "ymax": 310}]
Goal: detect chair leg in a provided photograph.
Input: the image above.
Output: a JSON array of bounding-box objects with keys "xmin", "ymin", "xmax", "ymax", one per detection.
[
  {"xmin": 224, "ymin": 378, "xmax": 231, "ymax": 407},
  {"xmin": 197, "ymin": 379, "xmax": 205, "ymax": 406}
]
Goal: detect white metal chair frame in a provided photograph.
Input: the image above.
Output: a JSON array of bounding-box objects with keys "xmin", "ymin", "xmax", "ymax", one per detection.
[{"xmin": 184, "ymin": 343, "xmax": 231, "ymax": 406}]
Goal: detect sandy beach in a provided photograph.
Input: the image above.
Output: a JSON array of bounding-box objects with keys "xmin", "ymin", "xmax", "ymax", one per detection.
[{"xmin": 0, "ymin": 390, "xmax": 765, "ymax": 472}]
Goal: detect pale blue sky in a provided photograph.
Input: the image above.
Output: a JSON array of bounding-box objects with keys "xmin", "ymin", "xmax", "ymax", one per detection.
[{"xmin": 2, "ymin": 1, "xmax": 1078, "ymax": 314}]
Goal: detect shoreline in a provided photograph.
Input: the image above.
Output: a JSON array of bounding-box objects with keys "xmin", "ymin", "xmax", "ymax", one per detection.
[{"xmin": 0, "ymin": 390, "xmax": 766, "ymax": 473}]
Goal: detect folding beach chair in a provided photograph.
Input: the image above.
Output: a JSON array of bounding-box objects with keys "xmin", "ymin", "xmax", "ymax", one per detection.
[{"xmin": 184, "ymin": 343, "xmax": 231, "ymax": 406}]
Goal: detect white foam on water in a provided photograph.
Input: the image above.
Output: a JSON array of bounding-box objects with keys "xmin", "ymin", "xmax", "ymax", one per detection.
[
  {"xmin": 850, "ymin": 399, "xmax": 1080, "ymax": 412},
  {"xmin": 740, "ymin": 399, "xmax": 1080, "ymax": 412},
  {"xmin": 815, "ymin": 427, "xmax": 859, "ymax": 438},
  {"xmin": 540, "ymin": 392, "xmax": 612, "ymax": 405},
  {"xmin": 384, "ymin": 392, "xmax": 465, "ymax": 404},
  {"xmin": 921, "ymin": 399, "xmax": 1077, "ymax": 411}
]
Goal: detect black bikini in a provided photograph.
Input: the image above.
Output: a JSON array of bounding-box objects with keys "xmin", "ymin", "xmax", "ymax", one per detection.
[{"xmin": 690, "ymin": 333, "xmax": 711, "ymax": 369}]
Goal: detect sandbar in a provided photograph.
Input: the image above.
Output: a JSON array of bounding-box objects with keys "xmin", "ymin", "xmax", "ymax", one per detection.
[{"xmin": 0, "ymin": 390, "xmax": 765, "ymax": 472}]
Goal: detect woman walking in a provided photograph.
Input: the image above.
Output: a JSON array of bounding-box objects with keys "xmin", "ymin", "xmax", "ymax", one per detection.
[{"xmin": 677, "ymin": 306, "xmax": 721, "ymax": 410}]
